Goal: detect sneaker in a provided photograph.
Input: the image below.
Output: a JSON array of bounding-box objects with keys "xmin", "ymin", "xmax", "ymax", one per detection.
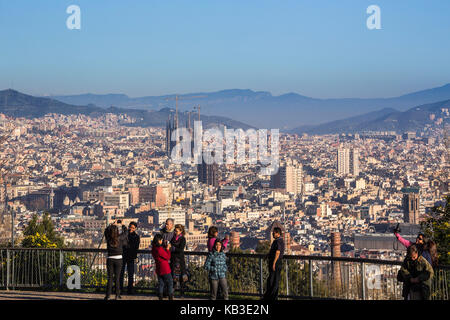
[{"xmin": 115, "ymin": 295, "xmax": 122, "ymax": 300}]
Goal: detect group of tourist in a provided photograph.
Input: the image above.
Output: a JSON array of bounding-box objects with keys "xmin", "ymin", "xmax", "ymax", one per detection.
[
  {"xmin": 102, "ymin": 219, "xmax": 437, "ymax": 301},
  {"xmin": 102, "ymin": 218, "xmax": 286, "ymax": 301}
]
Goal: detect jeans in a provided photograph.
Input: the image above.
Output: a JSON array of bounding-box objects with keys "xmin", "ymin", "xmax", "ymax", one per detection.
[
  {"xmin": 263, "ymin": 260, "xmax": 282, "ymax": 300},
  {"xmin": 119, "ymin": 258, "xmax": 135, "ymax": 293},
  {"xmin": 158, "ymin": 273, "xmax": 174, "ymax": 297},
  {"xmin": 210, "ymin": 278, "xmax": 229, "ymax": 300},
  {"xmin": 106, "ymin": 258, "xmax": 123, "ymax": 297}
]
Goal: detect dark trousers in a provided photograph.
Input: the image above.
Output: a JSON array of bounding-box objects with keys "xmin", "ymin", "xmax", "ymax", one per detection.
[
  {"xmin": 106, "ymin": 258, "xmax": 123, "ymax": 298},
  {"xmin": 158, "ymin": 273, "xmax": 174, "ymax": 297},
  {"xmin": 119, "ymin": 258, "xmax": 135, "ymax": 293},
  {"xmin": 263, "ymin": 260, "xmax": 282, "ymax": 300},
  {"xmin": 210, "ymin": 278, "xmax": 229, "ymax": 300}
]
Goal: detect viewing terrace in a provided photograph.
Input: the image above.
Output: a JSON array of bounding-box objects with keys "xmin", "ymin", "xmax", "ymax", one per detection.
[{"xmin": 0, "ymin": 248, "xmax": 448, "ymax": 300}]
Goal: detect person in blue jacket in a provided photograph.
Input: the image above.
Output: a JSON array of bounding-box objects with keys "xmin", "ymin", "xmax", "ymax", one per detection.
[{"xmin": 204, "ymin": 239, "xmax": 229, "ymax": 300}]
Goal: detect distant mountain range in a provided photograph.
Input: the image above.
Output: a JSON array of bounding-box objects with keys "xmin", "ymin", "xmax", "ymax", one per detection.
[
  {"xmin": 290, "ymin": 99, "xmax": 450, "ymax": 135},
  {"xmin": 51, "ymin": 84, "xmax": 450, "ymax": 129},
  {"xmin": 0, "ymin": 90, "xmax": 254, "ymax": 130},
  {"xmin": 2, "ymin": 85, "xmax": 450, "ymax": 134}
]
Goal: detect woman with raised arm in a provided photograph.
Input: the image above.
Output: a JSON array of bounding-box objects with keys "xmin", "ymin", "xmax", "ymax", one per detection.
[{"xmin": 104, "ymin": 222, "xmax": 128, "ymax": 300}]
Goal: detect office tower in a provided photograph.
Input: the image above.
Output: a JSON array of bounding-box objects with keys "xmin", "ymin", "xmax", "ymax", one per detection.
[
  {"xmin": 337, "ymin": 146, "xmax": 359, "ymax": 176},
  {"xmin": 270, "ymin": 159, "xmax": 303, "ymax": 194},
  {"xmin": 197, "ymin": 157, "xmax": 219, "ymax": 188},
  {"xmin": 349, "ymin": 148, "xmax": 359, "ymax": 176},
  {"xmin": 337, "ymin": 147, "xmax": 349, "ymax": 175},
  {"xmin": 402, "ymin": 188, "xmax": 420, "ymax": 224}
]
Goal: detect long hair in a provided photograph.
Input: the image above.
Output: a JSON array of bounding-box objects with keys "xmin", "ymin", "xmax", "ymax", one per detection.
[
  {"xmin": 425, "ymin": 240, "xmax": 439, "ymax": 267},
  {"xmin": 208, "ymin": 226, "xmax": 218, "ymax": 239},
  {"xmin": 106, "ymin": 225, "xmax": 119, "ymax": 248},
  {"xmin": 174, "ymin": 224, "xmax": 185, "ymax": 236}
]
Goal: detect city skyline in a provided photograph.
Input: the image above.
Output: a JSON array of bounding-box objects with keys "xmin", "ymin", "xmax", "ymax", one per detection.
[{"xmin": 0, "ymin": 1, "xmax": 448, "ymax": 302}]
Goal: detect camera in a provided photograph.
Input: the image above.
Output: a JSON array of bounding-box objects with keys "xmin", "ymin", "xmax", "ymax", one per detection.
[{"xmin": 392, "ymin": 223, "xmax": 401, "ymax": 234}]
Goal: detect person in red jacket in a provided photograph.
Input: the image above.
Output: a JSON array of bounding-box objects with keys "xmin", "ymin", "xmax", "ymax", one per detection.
[{"xmin": 151, "ymin": 233, "xmax": 174, "ymax": 300}]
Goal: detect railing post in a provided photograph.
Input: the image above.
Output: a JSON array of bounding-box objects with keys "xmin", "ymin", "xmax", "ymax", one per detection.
[
  {"xmin": 59, "ymin": 250, "xmax": 64, "ymax": 288},
  {"xmin": 285, "ymin": 260, "xmax": 289, "ymax": 299},
  {"xmin": 11, "ymin": 249, "xmax": 14, "ymax": 290},
  {"xmin": 259, "ymin": 257, "xmax": 264, "ymax": 298},
  {"xmin": 360, "ymin": 262, "xmax": 366, "ymax": 300},
  {"xmin": 309, "ymin": 259, "xmax": 313, "ymax": 298},
  {"xmin": 6, "ymin": 249, "xmax": 10, "ymax": 291}
]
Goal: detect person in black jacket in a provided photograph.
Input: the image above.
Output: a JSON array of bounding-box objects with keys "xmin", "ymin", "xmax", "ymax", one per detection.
[
  {"xmin": 170, "ymin": 224, "xmax": 187, "ymax": 297},
  {"xmin": 104, "ymin": 222, "xmax": 128, "ymax": 300},
  {"xmin": 263, "ymin": 227, "xmax": 285, "ymax": 301},
  {"xmin": 120, "ymin": 221, "xmax": 141, "ymax": 295}
]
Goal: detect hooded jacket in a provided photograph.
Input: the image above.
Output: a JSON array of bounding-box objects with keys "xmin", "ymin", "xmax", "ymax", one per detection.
[
  {"xmin": 397, "ymin": 255, "xmax": 434, "ymax": 300},
  {"xmin": 204, "ymin": 251, "xmax": 228, "ymax": 280}
]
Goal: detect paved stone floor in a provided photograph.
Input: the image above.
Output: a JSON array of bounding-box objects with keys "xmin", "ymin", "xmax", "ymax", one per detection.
[{"xmin": 0, "ymin": 290, "xmax": 203, "ymax": 300}]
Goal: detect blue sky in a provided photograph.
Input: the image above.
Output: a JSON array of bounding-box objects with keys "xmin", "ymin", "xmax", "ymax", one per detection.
[{"xmin": 1, "ymin": 0, "xmax": 449, "ymax": 98}]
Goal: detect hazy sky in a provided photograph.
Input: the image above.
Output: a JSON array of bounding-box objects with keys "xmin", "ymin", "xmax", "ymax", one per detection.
[{"xmin": 1, "ymin": 0, "xmax": 449, "ymax": 98}]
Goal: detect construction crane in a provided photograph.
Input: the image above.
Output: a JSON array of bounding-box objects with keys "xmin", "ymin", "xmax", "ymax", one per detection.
[{"xmin": 164, "ymin": 95, "xmax": 206, "ymax": 127}]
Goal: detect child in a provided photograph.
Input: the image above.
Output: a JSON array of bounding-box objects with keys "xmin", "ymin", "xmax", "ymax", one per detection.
[
  {"xmin": 151, "ymin": 233, "xmax": 174, "ymax": 300},
  {"xmin": 207, "ymin": 226, "xmax": 229, "ymax": 252},
  {"xmin": 204, "ymin": 239, "xmax": 229, "ymax": 300}
]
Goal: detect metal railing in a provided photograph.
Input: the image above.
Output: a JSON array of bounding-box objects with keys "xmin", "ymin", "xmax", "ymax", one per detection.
[{"xmin": 0, "ymin": 248, "xmax": 448, "ymax": 300}]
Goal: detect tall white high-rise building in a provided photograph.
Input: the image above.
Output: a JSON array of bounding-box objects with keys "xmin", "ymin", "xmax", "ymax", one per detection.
[
  {"xmin": 271, "ymin": 158, "xmax": 303, "ymax": 194},
  {"xmin": 337, "ymin": 146, "xmax": 359, "ymax": 176}
]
